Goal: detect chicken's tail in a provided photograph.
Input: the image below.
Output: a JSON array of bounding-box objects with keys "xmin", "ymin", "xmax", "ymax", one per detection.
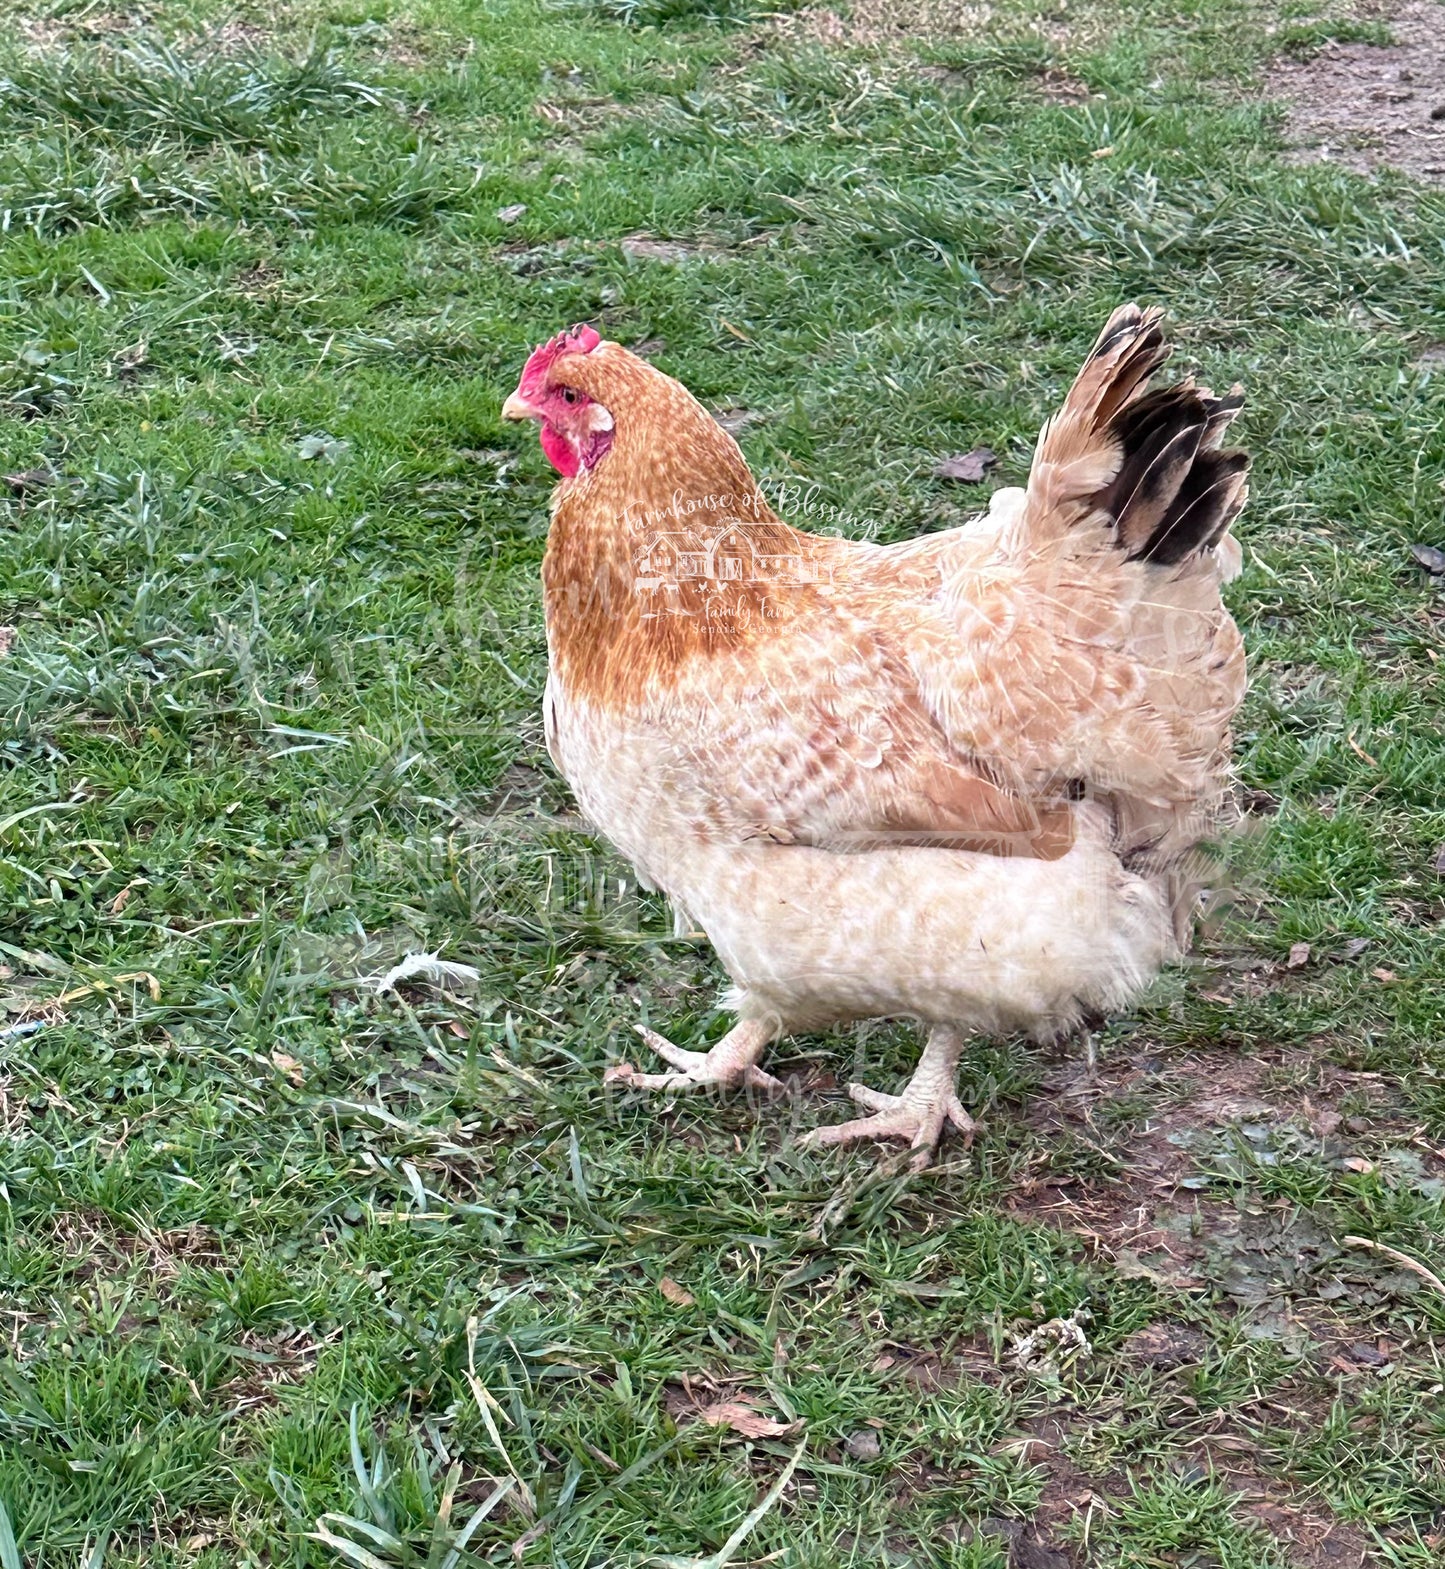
[
  {"xmin": 1020, "ymin": 304, "xmax": 1249, "ymax": 565},
  {"xmin": 985, "ymin": 306, "xmax": 1251, "ymax": 919}
]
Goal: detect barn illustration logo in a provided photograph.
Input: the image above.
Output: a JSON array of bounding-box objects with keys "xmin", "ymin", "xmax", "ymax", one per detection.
[
  {"xmin": 633, "ymin": 521, "xmax": 826, "ymax": 590},
  {"xmin": 621, "ymin": 480, "xmax": 870, "ymax": 608}
]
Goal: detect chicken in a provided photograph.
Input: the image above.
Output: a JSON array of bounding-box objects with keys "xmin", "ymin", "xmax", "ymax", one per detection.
[{"xmin": 500, "ymin": 307, "xmax": 1249, "ymax": 1165}]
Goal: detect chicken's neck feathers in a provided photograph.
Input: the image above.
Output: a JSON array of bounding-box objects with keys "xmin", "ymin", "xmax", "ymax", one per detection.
[{"xmin": 542, "ymin": 355, "xmax": 825, "ymax": 709}]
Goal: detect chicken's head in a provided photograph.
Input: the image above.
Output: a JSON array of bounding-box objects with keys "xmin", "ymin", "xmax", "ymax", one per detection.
[{"xmin": 501, "ymin": 323, "xmax": 615, "ymax": 479}]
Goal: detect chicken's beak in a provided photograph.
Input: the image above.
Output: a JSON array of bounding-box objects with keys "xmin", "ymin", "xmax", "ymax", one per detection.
[{"xmin": 501, "ymin": 391, "xmax": 540, "ymax": 422}]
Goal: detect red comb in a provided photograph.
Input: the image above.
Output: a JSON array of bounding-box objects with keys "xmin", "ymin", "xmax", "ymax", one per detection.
[{"xmin": 518, "ymin": 323, "xmax": 601, "ymax": 397}]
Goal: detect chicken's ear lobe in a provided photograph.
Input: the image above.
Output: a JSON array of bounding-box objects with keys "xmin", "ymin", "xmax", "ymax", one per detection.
[{"xmin": 578, "ymin": 401, "xmax": 616, "ymax": 471}]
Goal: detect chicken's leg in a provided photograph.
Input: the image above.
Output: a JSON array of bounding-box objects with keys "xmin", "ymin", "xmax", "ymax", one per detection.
[
  {"xmin": 802, "ymin": 1024, "xmax": 975, "ymax": 1170},
  {"xmin": 604, "ymin": 1016, "xmax": 782, "ymax": 1094}
]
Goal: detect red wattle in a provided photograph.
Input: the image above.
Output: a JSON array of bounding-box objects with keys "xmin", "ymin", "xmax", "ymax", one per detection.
[{"xmin": 540, "ymin": 423, "xmax": 579, "ymax": 477}]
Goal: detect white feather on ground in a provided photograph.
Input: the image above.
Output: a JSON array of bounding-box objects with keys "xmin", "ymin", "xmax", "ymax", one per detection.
[{"xmin": 367, "ymin": 952, "xmax": 481, "ymax": 994}]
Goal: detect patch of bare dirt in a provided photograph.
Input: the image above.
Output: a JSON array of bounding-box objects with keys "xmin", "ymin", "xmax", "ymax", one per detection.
[
  {"xmin": 871, "ymin": 1337, "xmax": 999, "ymax": 1390},
  {"xmin": 957, "ymin": 1513, "xmax": 1074, "ymax": 1567},
  {"xmin": 1004, "ymin": 1041, "xmax": 1441, "ymax": 1352},
  {"xmin": 480, "ymin": 760, "xmax": 556, "ymax": 817},
  {"xmin": 1036, "ymin": 67, "xmax": 1100, "ymax": 105},
  {"xmin": 220, "ymin": 1323, "xmax": 341, "ymax": 1413},
  {"xmin": 233, "ymin": 260, "xmax": 282, "ymax": 296},
  {"xmin": 11, "ymin": 15, "xmax": 67, "ymax": 48},
  {"xmin": 11, "ymin": 9, "xmax": 147, "ymax": 47},
  {"xmin": 620, "ymin": 234, "xmax": 722, "ymax": 264},
  {"xmin": 1119, "ymin": 1320, "xmax": 1208, "ymax": 1367},
  {"xmin": 50, "ymin": 1210, "xmax": 226, "ymax": 1288},
  {"xmin": 778, "ymin": 3, "xmax": 995, "ymax": 47},
  {"xmin": 764, "ymin": 0, "xmax": 1116, "ymax": 55},
  {"xmin": 534, "ymin": 78, "xmax": 628, "ymax": 137},
  {"xmin": 980, "ymin": 1419, "xmax": 1132, "ymax": 1564},
  {"xmin": 711, "ymin": 405, "xmax": 766, "ymax": 437},
  {"xmin": 210, "ymin": 20, "xmax": 270, "ymax": 54},
  {"xmin": 1240, "ymin": 1487, "xmax": 1375, "ymax": 1567},
  {"xmin": 1266, "ymin": 2, "xmax": 1445, "ymax": 183},
  {"xmin": 12, "ymin": 15, "xmax": 73, "ymax": 47},
  {"xmin": 380, "ymin": 21, "xmax": 432, "ymax": 69},
  {"xmin": 856, "ymin": 1047, "xmax": 1415, "ymax": 1565},
  {"xmin": 1008, "ymin": 1412, "xmax": 1381, "ymax": 1567}
]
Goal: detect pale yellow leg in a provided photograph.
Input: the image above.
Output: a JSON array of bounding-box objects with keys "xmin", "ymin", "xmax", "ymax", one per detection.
[{"xmin": 802, "ymin": 1024, "xmax": 976, "ymax": 1170}]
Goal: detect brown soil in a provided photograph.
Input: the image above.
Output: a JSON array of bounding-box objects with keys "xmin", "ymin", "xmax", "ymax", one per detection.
[
  {"xmin": 1012, "ymin": 1409, "xmax": 1379, "ymax": 1567},
  {"xmin": 1037, "ymin": 68, "xmax": 1097, "ymax": 105},
  {"xmin": 1007, "ymin": 1414, "xmax": 1110, "ymax": 1567},
  {"xmin": 769, "ymin": 1, "xmax": 1115, "ymax": 51},
  {"xmin": 1266, "ymin": 1, "xmax": 1445, "ymax": 183},
  {"xmin": 1007, "ymin": 1039, "xmax": 1436, "ymax": 1332},
  {"xmin": 379, "ymin": 22, "xmax": 433, "ymax": 70},
  {"xmin": 820, "ymin": 1028, "xmax": 1417, "ymax": 1567},
  {"xmin": 1238, "ymin": 1487, "xmax": 1375, "ymax": 1567},
  {"xmin": 204, "ymin": 19, "xmax": 271, "ymax": 54},
  {"xmin": 620, "ymin": 235, "xmax": 720, "ymax": 264},
  {"xmin": 51, "ymin": 1211, "xmax": 227, "ymax": 1287},
  {"xmin": 776, "ymin": 4, "xmax": 998, "ymax": 47},
  {"xmin": 12, "ymin": 10, "xmax": 141, "ymax": 47},
  {"xmin": 711, "ymin": 406, "xmax": 766, "ymax": 436},
  {"xmin": 234, "ymin": 260, "xmax": 282, "ymax": 297}
]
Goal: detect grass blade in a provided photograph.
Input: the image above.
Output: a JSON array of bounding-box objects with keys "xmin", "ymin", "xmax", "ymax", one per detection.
[
  {"xmin": 307, "ymin": 1526, "xmax": 396, "ymax": 1569},
  {"xmin": 648, "ymin": 1440, "xmax": 807, "ymax": 1569},
  {"xmin": 0, "ymin": 1500, "xmax": 18, "ymax": 1569},
  {"xmin": 348, "ymin": 1406, "xmax": 391, "ymax": 1530},
  {"xmin": 442, "ymin": 1478, "xmax": 516, "ymax": 1569}
]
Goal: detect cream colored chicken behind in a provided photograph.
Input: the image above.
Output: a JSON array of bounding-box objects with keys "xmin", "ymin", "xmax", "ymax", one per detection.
[{"xmin": 501, "ymin": 306, "xmax": 1250, "ymax": 1166}]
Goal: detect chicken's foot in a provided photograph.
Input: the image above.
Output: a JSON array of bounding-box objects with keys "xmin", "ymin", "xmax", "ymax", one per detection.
[
  {"xmin": 802, "ymin": 1024, "xmax": 975, "ymax": 1171},
  {"xmin": 604, "ymin": 1017, "xmax": 782, "ymax": 1094}
]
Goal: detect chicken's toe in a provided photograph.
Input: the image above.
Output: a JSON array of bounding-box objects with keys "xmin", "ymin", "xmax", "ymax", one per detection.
[
  {"xmin": 801, "ymin": 1103, "xmax": 931, "ymax": 1155},
  {"xmin": 844, "ymin": 1082, "xmax": 898, "ymax": 1114},
  {"xmin": 604, "ymin": 1062, "xmax": 709, "ymax": 1092},
  {"xmin": 633, "ymin": 1025, "xmax": 710, "ymax": 1075},
  {"xmin": 802, "ymin": 1081, "xmax": 977, "ymax": 1169},
  {"xmin": 604, "ymin": 1019, "xmax": 783, "ymax": 1094}
]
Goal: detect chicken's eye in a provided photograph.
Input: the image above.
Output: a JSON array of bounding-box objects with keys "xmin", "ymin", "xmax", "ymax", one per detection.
[{"xmin": 561, "ymin": 387, "xmax": 579, "ymax": 405}]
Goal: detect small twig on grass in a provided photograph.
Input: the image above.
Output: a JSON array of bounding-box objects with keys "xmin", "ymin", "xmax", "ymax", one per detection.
[
  {"xmin": 50, "ymin": 971, "xmax": 161, "ymax": 1007},
  {"xmin": 1343, "ymin": 1235, "xmax": 1445, "ymax": 1299}
]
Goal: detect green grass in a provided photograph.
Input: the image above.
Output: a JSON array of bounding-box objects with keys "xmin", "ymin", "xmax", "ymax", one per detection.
[{"xmin": 1, "ymin": 0, "xmax": 1444, "ymax": 1564}]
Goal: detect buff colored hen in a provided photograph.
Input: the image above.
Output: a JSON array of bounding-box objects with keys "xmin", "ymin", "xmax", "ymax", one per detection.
[{"xmin": 501, "ymin": 307, "xmax": 1249, "ymax": 1165}]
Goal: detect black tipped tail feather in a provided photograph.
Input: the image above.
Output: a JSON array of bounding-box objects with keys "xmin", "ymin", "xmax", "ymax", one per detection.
[
  {"xmin": 1105, "ymin": 378, "xmax": 1249, "ymax": 565},
  {"xmin": 1050, "ymin": 304, "xmax": 1250, "ymax": 566}
]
